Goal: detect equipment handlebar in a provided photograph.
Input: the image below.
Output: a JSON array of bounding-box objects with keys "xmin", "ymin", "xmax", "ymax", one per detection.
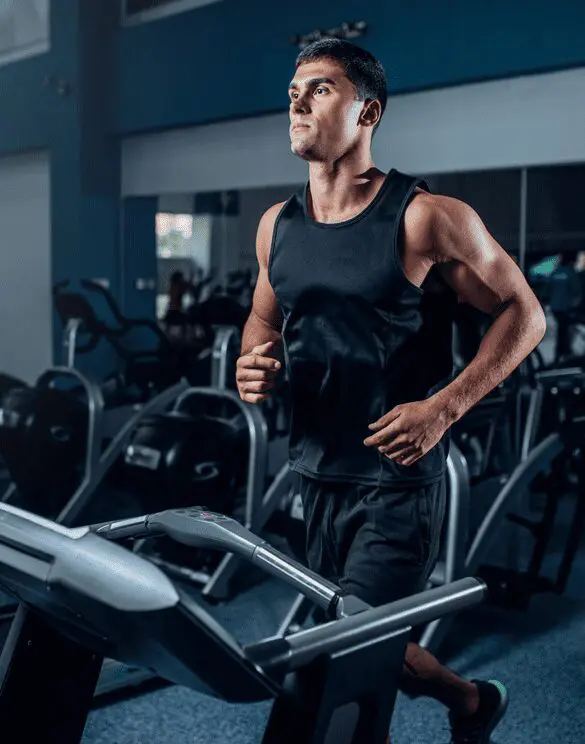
[
  {"xmin": 92, "ymin": 508, "xmax": 347, "ymax": 617},
  {"xmin": 247, "ymin": 577, "xmax": 486, "ymax": 673}
]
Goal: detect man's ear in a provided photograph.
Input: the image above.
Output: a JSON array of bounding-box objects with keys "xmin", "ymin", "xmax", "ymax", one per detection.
[{"xmin": 360, "ymin": 99, "xmax": 382, "ymax": 128}]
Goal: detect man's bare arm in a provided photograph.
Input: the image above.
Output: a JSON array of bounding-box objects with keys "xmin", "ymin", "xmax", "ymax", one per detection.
[
  {"xmin": 411, "ymin": 194, "xmax": 547, "ymax": 423},
  {"xmin": 241, "ymin": 202, "xmax": 286, "ymax": 357}
]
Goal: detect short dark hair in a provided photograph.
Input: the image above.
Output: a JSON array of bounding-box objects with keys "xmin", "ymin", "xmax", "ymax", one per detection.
[
  {"xmin": 295, "ymin": 38, "xmax": 387, "ymax": 134},
  {"xmin": 170, "ymin": 270, "xmax": 185, "ymax": 285}
]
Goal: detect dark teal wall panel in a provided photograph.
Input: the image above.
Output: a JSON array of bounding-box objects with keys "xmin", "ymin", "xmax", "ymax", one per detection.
[
  {"xmin": 0, "ymin": 0, "xmax": 84, "ymax": 157},
  {"xmin": 121, "ymin": 197, "xmax": 158, "ymax": 321},
  {"xmin": 119, "ymin": 197, "xmax": 161, "ymax": 355},
  {"xmin": 48, "ymin": 0, "xmax": 122, "ymax": 377},
  {"xmin": 0, "ymin": 55, "xmax": 54, "ymax": 156},
  {"xmin": 116, "ymin": 0, "xmax": 585, "ymax": 135}
]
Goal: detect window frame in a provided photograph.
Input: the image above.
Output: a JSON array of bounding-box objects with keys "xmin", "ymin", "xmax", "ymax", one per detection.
[
  {"xmin": 121, "ymin": 0, "xmax": 222, "ymax": 26},
  {"xmin": 0, "ymin": 0, "xmax": 50, "ymax": 68}
]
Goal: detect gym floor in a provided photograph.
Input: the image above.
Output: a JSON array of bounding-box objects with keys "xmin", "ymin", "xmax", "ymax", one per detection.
[{"xmin": 84, "ymin": 494, "xmax": 585, "ymax": 744}]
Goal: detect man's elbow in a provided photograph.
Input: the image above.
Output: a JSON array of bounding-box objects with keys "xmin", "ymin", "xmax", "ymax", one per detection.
[{"xmin": 528, "ymin": 300, "xmax": 547, "ymax": 345}]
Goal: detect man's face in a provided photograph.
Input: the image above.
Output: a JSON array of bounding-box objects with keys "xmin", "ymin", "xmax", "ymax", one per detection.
[{"xmin": 288, "ymin": 58, "xmax": 369, "ymax": 162}]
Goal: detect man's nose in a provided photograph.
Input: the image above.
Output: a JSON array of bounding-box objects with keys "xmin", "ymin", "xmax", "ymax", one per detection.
[{"xmin": 291, "ymin": 93, "xmax": 310, "ymax": 114}]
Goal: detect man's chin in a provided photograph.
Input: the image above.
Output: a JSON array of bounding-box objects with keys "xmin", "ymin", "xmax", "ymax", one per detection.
[{"xmin": 290, "ymin": 143, "xmax": 314, "ymax": 161}]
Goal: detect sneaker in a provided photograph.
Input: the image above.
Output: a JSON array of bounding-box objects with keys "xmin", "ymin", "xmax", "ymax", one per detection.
[{"xmin": 449, "ymin": 679, "xmax": 509, "ymax": 744}]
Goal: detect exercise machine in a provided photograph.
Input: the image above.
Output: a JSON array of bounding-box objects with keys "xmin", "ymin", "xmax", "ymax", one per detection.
[
  {"xmin": 0, "ymin": 365, "xmax": 189, "ymax": 696},
  {"xmin": 482, "ymin": 367, "xmax": 585, "ymax": 604},
  {"xmin": 0, "ymin": 502, "xmax": 486, "ymax": 743},
  {"xmin": 419, "ymin": 369, "xmax": 585, "ymax": 650},
  {"xmin": 122, "ymin": 385, "xmax": 295, "ymax": 603},
  {"xmin": 53, "ymin": 278, "xmax": 207, "ymax": 396},
  {"xmin": 0, "ymin": 367, "xmax": 188, "ymax": 524}
]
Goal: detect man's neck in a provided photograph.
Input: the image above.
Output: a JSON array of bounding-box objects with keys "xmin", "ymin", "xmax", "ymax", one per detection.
[{"xmin": 306, "ymin": 163, "xmax": 386, "ymax": 223}]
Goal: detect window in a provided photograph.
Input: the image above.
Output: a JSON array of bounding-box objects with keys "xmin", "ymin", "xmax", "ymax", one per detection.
[
  {"xmin": 0, "ymin": 0, "xmax": 49, "ymax": 67},
  {"xmin": 156, "ymin": 212, "xmax": 212, "ymax": 320},
  {"xmin": 156, "ymin": 213, "xmax": 195, "ymax": 258},
  {"xmin": 122, "ymin": 0, "xmax": 222, "ymax": 25}
]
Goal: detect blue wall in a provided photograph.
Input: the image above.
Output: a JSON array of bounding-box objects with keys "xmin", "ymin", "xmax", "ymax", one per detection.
[
  {"xmin": 116, "ymin": 0, "xmax": 585, "ymax": 135},
  {"xmin": 4, "ymin": 0, "xmax": 585, "ymax": 151},
  {"xmin": 0, "ymin": 1, "xmax": 122, "ymax": 376}
]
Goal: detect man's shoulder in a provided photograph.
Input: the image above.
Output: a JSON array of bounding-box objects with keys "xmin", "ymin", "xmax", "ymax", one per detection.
[
  {"xmin": 405, "ymin": 191, "xmax": 478, "ymax": 244},
  {"xmin": 256, "ymin": 199, "xmax": 294, "ymax": 266},
  {"xmin": 408, "ymin": 189, "xmax": 470, "ymax": 218}
]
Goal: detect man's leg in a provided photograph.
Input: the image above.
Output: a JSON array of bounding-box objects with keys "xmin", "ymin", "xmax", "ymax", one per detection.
[
  {"xmin": 335, "ymin": 479, "xmax": 508, "ymax": 743},
  {"xmin": 380, "ymin": 642, "xmax": 479, "ymax": 744},
  {"xmin": 401, "ymin": 643, "xmax": 478, "ymax": 714}
]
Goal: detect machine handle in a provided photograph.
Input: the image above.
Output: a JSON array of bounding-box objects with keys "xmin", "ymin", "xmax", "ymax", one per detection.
[
  {"xmin": 248, "ymin": 578, "xmax": 487, "ymax": 673},
  {"xmin": 91, "ymin": 507, "xmax": 344, "ymax": 613}
]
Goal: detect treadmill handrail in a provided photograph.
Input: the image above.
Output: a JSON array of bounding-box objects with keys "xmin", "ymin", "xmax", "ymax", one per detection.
[
  {"xmin": 91, "ymin": 509, "xmax": 344, "ymax": 616},
  {"xmin": 246, "ymin": 578, "xmax": 486, "ymax": 672},
  {"xmin": 0, "ymin": 502, "xmax": 486, "ymax": 702}
]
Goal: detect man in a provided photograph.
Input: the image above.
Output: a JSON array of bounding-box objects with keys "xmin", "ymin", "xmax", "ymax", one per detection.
[{"xmin": 236, "ymin": 39, "xmax": 546, "ymax": 743}]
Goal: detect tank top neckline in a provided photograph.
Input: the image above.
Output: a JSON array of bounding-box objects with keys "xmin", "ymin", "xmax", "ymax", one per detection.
[{"xmin": 302, "ymin": 169, "xmax": 396, "ymax": 229}]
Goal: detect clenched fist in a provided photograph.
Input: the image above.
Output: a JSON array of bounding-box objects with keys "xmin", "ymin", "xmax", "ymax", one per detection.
[{"xmin": 236, "ymin": 340, "xmax": 282, "ymax": 404}]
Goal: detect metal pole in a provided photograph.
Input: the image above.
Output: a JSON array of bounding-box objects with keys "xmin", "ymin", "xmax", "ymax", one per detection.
[
  {"xmin": 220, "ymin": 191, "xmax": 230, "ymax": 290},
  {"xmin": 519, "ymin": 168, "xmax": 528, "ymax": 273}
]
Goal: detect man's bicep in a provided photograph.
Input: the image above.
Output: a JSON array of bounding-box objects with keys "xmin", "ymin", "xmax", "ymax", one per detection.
[
  {"xmin": 252, "ymin": 263, "xmax": 283, "ymax": 331},
  {"xmin": 251, "ymin": 201, "xmax": 286, "ymax": 331},
  {"xmin": 433, "ymin": 198, "xmax": 540, "ymax": 317}
]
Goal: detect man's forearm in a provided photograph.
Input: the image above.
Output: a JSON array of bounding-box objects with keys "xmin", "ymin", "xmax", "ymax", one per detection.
[
  {"xmin": 241, "ymin": 311, "xmax": 283, "ymax": 357},
  {"xmin": 435, "ymin": 300, "xmax": 546, "ymax": 424}
]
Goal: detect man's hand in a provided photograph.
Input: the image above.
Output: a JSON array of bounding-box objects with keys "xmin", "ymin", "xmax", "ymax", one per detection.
[
  {"xmin": 363, "ymin": 398, "xmax": 452, "ymax": 466},
  {"xmin": 236, "ymin": 341, "xmax": 282, "ymax": 404}
]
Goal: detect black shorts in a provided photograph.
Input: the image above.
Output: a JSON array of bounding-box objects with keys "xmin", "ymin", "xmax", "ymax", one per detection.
[{"xmin": 299, "ymin": 475, "xmax": 446, "ymax": 607}]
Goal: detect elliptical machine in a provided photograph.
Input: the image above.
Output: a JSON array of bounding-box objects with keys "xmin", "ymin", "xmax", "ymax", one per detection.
[
  {"xmin": 0, "ymin": 367, "xmax": 188, "ymax": 525},
  {"xmin": 0, "ymin": 365, "xmax": 189, "ymax": 696},
  {"xmin": 119, "ymin": 379, "xmax": 295, "ymax": 603},
  {"xmin": 53, "ymin": 278, "xmax": 211, "ymax": 400}
]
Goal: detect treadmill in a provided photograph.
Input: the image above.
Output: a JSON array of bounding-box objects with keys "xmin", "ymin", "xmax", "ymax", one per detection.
[{"xmin": 0, "ymin": 502, "xmax": 485, "ymax": 743}]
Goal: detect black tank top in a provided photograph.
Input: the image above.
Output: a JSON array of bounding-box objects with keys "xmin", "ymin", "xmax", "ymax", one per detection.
[{"xmin": 268, "ymin": 169, "xmax": 457, "ymax": 487}]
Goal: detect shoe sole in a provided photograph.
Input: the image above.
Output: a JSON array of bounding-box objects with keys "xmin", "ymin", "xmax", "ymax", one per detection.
[{"xmin": 482, "ymin": 680, "xmax": 509, "ymax": 744}]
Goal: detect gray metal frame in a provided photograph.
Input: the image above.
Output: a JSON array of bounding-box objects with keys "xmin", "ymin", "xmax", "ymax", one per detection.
[
  {"xmin": 1, "ymin": 366, "xmax": 105, "ymax": 506},
  {"xmin": 63, "ymin": 318, "xmax": 85, "ymax": 368},
  {"xmin": 419, "ymin": 431, "xmax": 563, "ymax": 653},
  {"xmin": 174, "ymin": 387, "xmax": 268, "ymax": 530},
  {"xmin": 0, "ymin": 366, "xmax": 190, "ymax": 698},
  {"xmin": 145, "ymin": 386, "xmax": 295, "ymax": 601},
  {"xmin": 210, "ymin": 326, "xmax": 240, "ymax": 390},
  {"xmin": 520, "ymin": 385, "xmax": 544, "ymax": 461},
  {"xmin": 59, "ymin": 379, "xmax": 190, "ymax": 526},
  {"xmin": 0, "ymin": 499, "xmax": 485, "ymax": 734},
  {"xmin": 277, "ymin": 445, "xmax": 470, "ymax": 639},
  {"xmin": 428, "ymin": 442, "xmax": 470, "ymax": 588},
  {"xmin": 0, "ymin": 366, "xmax": 190, "ymax": 526},
  {"xmin": 203, "ymin": 462, "xmax": 296, "ymax": 600}
]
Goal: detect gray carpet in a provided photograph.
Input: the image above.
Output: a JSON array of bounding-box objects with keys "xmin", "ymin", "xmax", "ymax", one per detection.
[{"xmin": 83, "ymin": 500, "xmax": 585, "ymax": 744}]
